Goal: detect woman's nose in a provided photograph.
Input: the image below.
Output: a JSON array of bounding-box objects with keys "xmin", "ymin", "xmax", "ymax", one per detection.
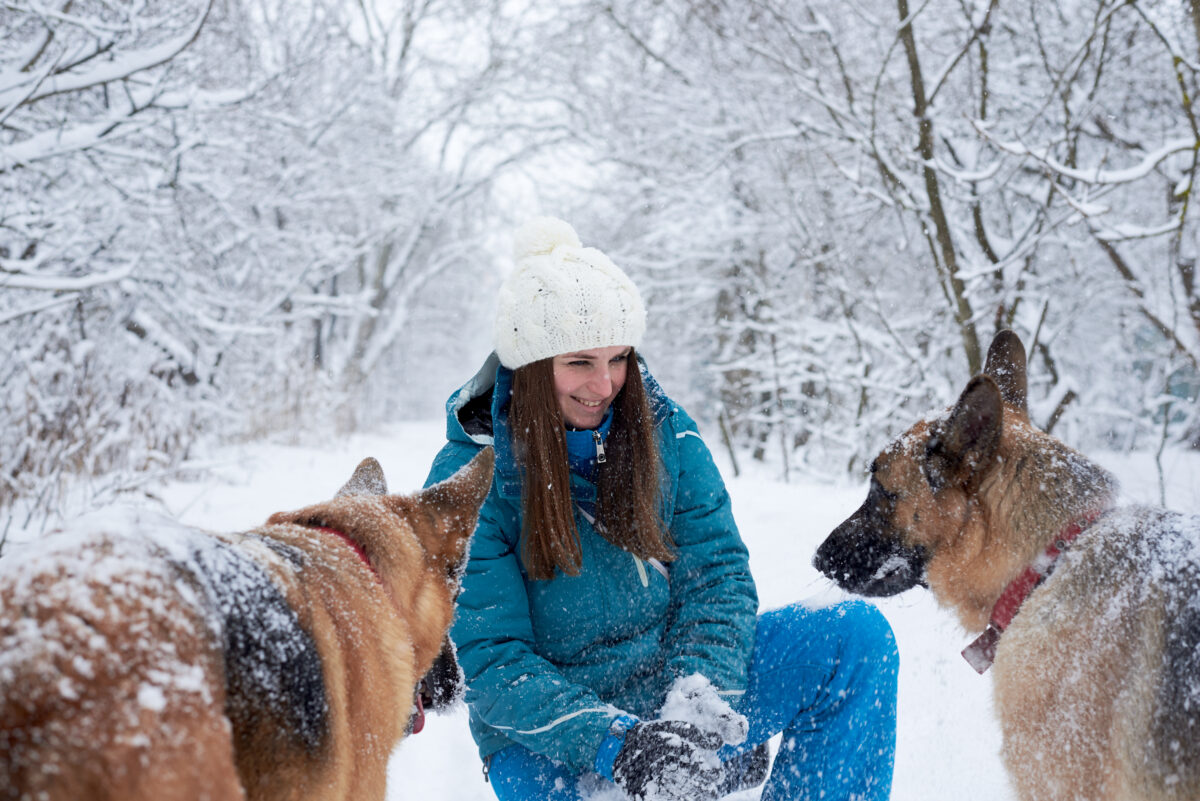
[{"xmin": 587, "ymin": 371, "xmax": 612, "ymax": 395}]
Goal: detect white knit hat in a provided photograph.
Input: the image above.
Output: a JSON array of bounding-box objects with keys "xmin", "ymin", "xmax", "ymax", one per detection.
[{"xmin": 494, "ymin": 217, "xmax": 646, "ymax": 369}]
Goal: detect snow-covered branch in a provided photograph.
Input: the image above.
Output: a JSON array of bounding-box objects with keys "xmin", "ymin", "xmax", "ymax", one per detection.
[
  {"xmin": 0, "ymin": 263, "xmax": 133, "ymax": 291},
  {"xmin": 982, "ymin": 132, "xmax": 1196, "ymax": 186},
  {"xmin": 0, "ymin": 2, "xmax": 212, "ymax": 110}
]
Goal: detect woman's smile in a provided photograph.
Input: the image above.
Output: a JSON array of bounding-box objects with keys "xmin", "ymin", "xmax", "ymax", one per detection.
[{"xmin": 552, "ymin": 346, "xmax": 631, "ymax": 429}]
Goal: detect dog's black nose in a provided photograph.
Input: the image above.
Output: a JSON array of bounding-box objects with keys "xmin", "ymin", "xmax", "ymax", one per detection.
[{"xmin": 812, "ymin": 537, "xmax": 840, "ymax": 578}]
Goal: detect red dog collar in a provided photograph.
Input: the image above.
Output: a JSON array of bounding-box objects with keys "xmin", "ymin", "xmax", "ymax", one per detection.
[
  {"xmin": 313, "ymin": 525, "xmax": 383, "ymax": 584},
  {"xmin": 962, "ymin": 510, "xmax": 1105, "ymax": 674}
]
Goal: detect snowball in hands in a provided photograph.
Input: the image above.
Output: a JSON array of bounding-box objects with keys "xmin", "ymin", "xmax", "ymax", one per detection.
[{"xmin": 658, "ymin": 673, "xmax": 748, "ymax": 748}]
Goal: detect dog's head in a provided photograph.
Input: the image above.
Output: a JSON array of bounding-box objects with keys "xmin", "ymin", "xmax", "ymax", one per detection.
[
  {"xmin": 267, "ymin": 448, "xmax": 494, "ymax": 730},
  {"xmin": 813, "ymin": 331, "xmax": 1025, "ymax": 597}
]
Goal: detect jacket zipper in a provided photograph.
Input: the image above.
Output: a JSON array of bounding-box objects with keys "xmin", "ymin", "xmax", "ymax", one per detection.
[{"xmin": 592, "ymin": 430, "xmax": 606, "ymax": 463}]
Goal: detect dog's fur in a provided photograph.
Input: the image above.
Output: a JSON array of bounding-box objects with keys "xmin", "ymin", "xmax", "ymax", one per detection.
[
  {"xmin": 814, "ymin": 331, "xmax": 1200, "ymax": 801},
  {"xmin": 0, "ymin": 449, "xmax": 493, "ymax": 801}
]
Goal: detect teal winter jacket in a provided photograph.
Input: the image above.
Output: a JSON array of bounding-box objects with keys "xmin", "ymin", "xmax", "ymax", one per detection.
[{"xmin": 423, "ymin": 354, "xmax": 758, "ymax": 775}]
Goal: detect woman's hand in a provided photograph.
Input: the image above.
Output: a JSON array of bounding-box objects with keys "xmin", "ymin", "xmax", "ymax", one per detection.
[{"xmin": 611, "ymin": 719, "xmax": 724, "ymax": 801}]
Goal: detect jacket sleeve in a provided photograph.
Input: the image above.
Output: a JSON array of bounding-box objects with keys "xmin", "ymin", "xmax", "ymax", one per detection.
[
  {"xmin": 424, "ymin": 442, "xmax": 621, "ymax": 774},
  {"xmin": 660, "ymin": 407, "xmax": 759, "ymax": 704}
]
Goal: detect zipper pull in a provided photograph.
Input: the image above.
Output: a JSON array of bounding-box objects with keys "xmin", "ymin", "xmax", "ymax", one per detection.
[
  {"xmin": 593, "ymin": 430, "xmax": 607, "ymax": 463},
  {"xmin": 633, "ymin": 554, "xmax": 649, "ymax": 587}
]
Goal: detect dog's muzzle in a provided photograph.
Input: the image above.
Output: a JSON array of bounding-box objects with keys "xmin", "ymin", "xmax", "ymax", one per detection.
[{"xmin": 814, "ymin": 516, "xmax": 928, "ymax": 597}]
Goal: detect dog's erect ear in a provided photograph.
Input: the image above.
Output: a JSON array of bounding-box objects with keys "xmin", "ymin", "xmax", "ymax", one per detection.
[
  {"xmin": 924, "ymin": 376, "xmax": 1003, "ymax": 493},
  {"xmin": 412, "ymin": 448, "xmax": 495, "ymax": 560},
  {"xmin": 336, "ymin": 457, "xmax": 388, "ymax": 497},
  {"xmin": 983, "ymin": 329, "xmax": 1028, "ymax": 418}
]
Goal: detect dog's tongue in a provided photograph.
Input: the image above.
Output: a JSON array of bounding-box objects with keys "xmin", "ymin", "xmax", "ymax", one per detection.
[{"xmin": 411, "ymin": 694, "xmax": 426, "ymax": 734}]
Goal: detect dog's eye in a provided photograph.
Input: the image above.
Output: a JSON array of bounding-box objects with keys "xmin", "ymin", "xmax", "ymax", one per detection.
[
  {"xmin": 922, "ymin": 433, "xmax": 952, "ymax": 491},
  {"xmin": 867, "ymin": 479, "xmax": 898, "ymax": 509}
]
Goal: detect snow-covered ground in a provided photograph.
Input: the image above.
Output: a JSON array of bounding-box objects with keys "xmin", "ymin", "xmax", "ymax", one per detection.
[{"xmin": 21, "ymin": 421, "xmax": 1200, "ymax": 800}]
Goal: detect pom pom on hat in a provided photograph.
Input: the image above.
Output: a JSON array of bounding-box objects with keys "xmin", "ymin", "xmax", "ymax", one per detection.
[
  {"xmin": 495, "ymin": 217, "xmax": 646, "ymax": 369},
  {"xmin": 512, "ymin": 216, "xmax": 582, "ymax": 260}
]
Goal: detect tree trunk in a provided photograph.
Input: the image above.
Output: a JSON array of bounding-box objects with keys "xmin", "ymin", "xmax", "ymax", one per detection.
[{"xmin": 897, "ymin": 0, "xmax": 982, "ymax": 375}]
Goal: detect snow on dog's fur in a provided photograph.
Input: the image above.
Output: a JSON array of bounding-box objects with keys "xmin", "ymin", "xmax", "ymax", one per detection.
[
  {"xmin": 0, "ymin": 450, "xmax": 492, "ymax": 801},
  {"xmin": 814, "ymin": 330, "xmax": 1200, "ymax": 801}
]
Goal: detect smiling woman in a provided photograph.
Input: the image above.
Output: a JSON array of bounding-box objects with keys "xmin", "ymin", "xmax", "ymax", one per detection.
[
  {"xmin": 508, "ymin": 345, "xmax": 667, "ymax": 583},
  {"xmin": 552, "ymin": 347, "xmax": 629, "ymax": 430},
  {"xmin": 421, "ymin": 216, "xmax": 900, "ymax": 801}
]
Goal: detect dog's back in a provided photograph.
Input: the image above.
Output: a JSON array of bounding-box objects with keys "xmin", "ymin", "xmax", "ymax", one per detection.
[
  {"xmin": 992, "ymin": 507, "xmax": 1200, "ymax": 801},
  {"xmin": 1158, "ymin": 597, "xmax": 1200, "ymax": 793},
  {"xmin": 0, "ymin": 515, "xmax": 250, "ymax": 800},
  {"xmin": 1151, "ymin": 512, "xmax": 1200, "ymax": 795}
]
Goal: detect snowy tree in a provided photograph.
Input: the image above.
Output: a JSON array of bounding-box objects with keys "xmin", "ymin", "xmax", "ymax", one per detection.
[
  {"xmin": 1, "ymin": 0, "xmax": 517, "ymax": 530},
  {"xmin": 510, "ymin": 0, "xmax": 1200, "ymax": 475},
  {"xmin": 2, "ymin": 0, "xmax": 223, "ymax": 526},
  {"xmin": 5, "ymin": 0, "xmax": 1199, "ymax": 533}
]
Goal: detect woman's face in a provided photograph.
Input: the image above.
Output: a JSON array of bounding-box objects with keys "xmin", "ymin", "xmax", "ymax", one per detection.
[{"xmin": 551, "ymin": 346, "xmax": 631, "ymax": 429}]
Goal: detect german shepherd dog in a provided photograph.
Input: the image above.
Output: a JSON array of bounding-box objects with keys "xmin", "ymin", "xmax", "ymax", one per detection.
[
  {"xmin": 0, "ymin": 449, "xmax": 493, "ymax": 801},
  {"xmin": 814, "ymin": 330, "xmax": 1200, "ymax": 801}
]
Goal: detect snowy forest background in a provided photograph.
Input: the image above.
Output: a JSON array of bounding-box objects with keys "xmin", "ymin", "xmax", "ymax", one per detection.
[{"xmin": 4, "ymin": 0, "xmax": 1200, "ymax": 536}]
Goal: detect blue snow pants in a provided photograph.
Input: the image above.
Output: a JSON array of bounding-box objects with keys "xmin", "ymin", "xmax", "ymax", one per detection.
[{"xmin": 485, "ymin": 600, "xmax": 898, "ymax": 801}]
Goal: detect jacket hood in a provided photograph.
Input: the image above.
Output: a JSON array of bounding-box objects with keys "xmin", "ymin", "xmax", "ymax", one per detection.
[{"xmin": 444, "ymin": 352, "xmax": 502, "ymax": 449}]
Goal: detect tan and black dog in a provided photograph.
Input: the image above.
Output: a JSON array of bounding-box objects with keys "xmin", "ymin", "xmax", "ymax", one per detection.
[
  {"xmin": 814, "ymin": 330, "xmax": 1200, "ymax": 801},
  {"xmin": 0, "ymin": 449, "xmax": 493, "ymax": 801}
]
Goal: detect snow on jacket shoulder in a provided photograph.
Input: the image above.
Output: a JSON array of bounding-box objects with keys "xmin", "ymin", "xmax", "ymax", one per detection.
[{"xmin": 423, "ymin": 354, "xmax": 758, "ymax": 775}]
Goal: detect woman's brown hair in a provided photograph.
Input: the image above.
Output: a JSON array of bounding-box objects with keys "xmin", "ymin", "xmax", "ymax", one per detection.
[{"xmin": 509, "ymin": 349, "xmax": 674, "ymax": 580}]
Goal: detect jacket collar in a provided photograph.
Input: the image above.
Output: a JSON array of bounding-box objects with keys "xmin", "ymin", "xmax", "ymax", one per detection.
[{"xmin": 565, "ymin": 407, "xmax": 614, "ymax": 481}]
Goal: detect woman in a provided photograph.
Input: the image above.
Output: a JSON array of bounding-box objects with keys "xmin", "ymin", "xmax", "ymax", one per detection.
[{"xmin": 424, "ymin": 217, "xmax": 898, "ymax": 801}]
